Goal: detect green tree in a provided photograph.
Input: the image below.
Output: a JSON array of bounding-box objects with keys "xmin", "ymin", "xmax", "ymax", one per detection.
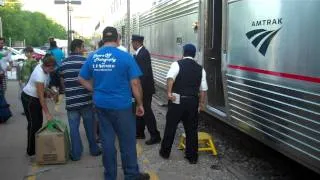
[
  {"xmin": 0, "ymin": 1, "xmax": 66, "ymax": 46},
  {"xmin": 3, "ymin": 0, "xmax": 22, "ymax": 10}
]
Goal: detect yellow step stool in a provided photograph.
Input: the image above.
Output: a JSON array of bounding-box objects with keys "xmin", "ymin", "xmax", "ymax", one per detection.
[{"xmin": 178, "ymin": 132, "xmax": 218, "ymax": 156}]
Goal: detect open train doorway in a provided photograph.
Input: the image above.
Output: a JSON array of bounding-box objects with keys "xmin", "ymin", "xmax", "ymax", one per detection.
[{"xmin": 203, "ymin": 0, "xmax": 226, "ymax": 116}]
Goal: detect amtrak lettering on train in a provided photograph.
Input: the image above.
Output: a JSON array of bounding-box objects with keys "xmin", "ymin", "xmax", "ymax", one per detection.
[{"xmin": 251, "ymin": 18, "xmax": 283, "ymax": 26}]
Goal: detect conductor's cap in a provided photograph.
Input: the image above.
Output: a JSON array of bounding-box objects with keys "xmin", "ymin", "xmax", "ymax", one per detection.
[{"xmin": 131, "ymin": 34, "xmax": 144, "ymax": 42}]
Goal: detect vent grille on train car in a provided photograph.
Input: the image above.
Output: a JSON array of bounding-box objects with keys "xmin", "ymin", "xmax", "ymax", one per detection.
[
  {"xmin": 151, "ymin": 58, "xmax": 172, "ymax": 86},
  {"xmin": 226, "ymin": 74, "xmax": 320, "ymax": 163},
  {"xmin": 139, "ymin": 0, "xmax": 199, "ymax": 86}
]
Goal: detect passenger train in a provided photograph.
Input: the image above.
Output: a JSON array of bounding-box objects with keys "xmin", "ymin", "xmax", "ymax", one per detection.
[{"xmin": 106, "ymin": 0, "xmax": 320, "ymax": 173}]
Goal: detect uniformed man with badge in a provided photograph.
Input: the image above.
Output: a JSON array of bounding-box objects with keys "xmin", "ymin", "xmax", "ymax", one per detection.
[
  {"xmin": 131, "ymin": 34, "xmax": 161, "ymax": 145},
  {"xmin": 159, "ymin": 43, "xmax": 208, "ymax": 164}
]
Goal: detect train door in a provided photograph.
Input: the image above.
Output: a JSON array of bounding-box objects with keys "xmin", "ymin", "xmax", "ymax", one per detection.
[{"xmin": 203, "ymin": 0, "xmax": 226, "ymax": 115}]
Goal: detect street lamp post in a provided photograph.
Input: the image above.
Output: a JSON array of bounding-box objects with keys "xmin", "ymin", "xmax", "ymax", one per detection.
[
  {"xmin": 54, "ymin": 0, "xmax": 81, "ymax": 55},
  {"xmin": 67, "ymin": 2, "xmax": 70, "ymax": 51},
  {"xmin": 68, "ymin": 5, "xmax": 73, "ymax": 44}
]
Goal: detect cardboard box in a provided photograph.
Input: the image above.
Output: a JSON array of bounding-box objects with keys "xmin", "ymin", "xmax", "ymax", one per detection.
[{"xmin": 36, "ymin": 120, "xmax": 70, "ymax": 165}]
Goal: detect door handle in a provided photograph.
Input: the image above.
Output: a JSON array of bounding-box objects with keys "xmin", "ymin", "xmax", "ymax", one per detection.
[{"xmin": 209, "ymin": 57, "xmax": 216, "ymax": 61}]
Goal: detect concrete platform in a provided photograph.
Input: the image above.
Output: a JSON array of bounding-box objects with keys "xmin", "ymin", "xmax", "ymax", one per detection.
[{"xmin": 0, "ymin": 81, "xmax": 237, "ymax": 180}]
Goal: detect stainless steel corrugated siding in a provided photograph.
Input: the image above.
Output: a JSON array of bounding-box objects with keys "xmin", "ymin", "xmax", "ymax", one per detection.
[
  {"xmin": 131, "ymin": 14, "xmax": 139, "ymax": 35},
  {"xmin": 139, "ymin": 0, "xmax": 198, "ymax": 86},
  {"xmin": 139, "ymin": 0, "xmax": 198, "ymax": 27},
  {"xmin": 151, "ymin": 58, "xmax": 172, "ymax": 86},
  {"xmin": 226, "ymin": 74, "xmax": 320, "ymax": 162}
]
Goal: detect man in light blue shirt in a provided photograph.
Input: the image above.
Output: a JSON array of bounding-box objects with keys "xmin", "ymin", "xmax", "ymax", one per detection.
[
  {"xmin": 48, "ymin": 40, "xmax": 65, "ymax": 68},
  {"xmin": 79, "ymin": 26, "xmax": 150, "ymax": 180},
  {"xmin": 48, "ymin": 40, "xmax": 65, "ymax": 94}
]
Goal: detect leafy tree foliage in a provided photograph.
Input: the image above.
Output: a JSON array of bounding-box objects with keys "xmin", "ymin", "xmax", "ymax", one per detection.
[{"xmin": 0, "ymin": 1, "xmax": 66, "ymax": 46}]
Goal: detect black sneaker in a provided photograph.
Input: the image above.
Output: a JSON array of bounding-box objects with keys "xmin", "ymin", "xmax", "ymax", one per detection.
[
  {"xmin": 91, "ymin": 149, "xmax": 102, "ymax": 156},
  {"xmin": 135, "ymin": 173, "xmax": 150, "ymax": 180},
  {"xmin": 145, "ymin": 137, "xmax": 161, "ymax": 145},
  {"xmin": 159, "ymin": 150, "xmax": 169, "ymax": 159},
  {"xmin": 184, "ymin": 156, "xmax": 198, "ymax": 164},
  {"xmin": 26, "ymin": 152, "xmax": 35, "ymax": 156}
]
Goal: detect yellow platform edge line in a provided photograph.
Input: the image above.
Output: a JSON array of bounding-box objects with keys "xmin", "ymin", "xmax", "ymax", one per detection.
[
  {"xmin": 136, "ymin": 142, "xmax": 143, "ymax": 157},
  {"xmin": 146, "ymin": 171, "xmax": 160, "ymax": 180},
  {"xmin": 136, "ymin": 143, "xmax": 159, "ymax": 179},
  {"xmin": 27, "ymin": 163, "xmax": 39, "ymax": 180}
]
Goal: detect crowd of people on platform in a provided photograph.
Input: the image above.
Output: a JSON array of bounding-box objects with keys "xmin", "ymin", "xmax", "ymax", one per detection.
[{"xmin": 0, "ymin": 26, "xmax": 208, "ymax": 180}]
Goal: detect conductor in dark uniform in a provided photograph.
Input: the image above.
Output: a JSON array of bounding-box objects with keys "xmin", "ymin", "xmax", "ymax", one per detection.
[
  {"xmin": 159, "ymin": 44, "xmax": 208, "ymax": 164},
  {"xmin": 131, "ymin": 34, "xmax": 161, "ymax": 145}
]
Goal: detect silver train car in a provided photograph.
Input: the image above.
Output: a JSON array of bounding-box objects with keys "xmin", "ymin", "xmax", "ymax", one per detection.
[{"xmin": 111, "ymin": 0, "xmax": 320, "ymax": 173}]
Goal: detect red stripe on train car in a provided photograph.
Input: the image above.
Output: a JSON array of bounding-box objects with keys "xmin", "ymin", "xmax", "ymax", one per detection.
[
  {"xmin": 228, "ymin": 64, "xmax": 320, "ymax": 84},
  {"xmin": 150, "ymin": 53, "xmax": 181, "ymax": 61}
]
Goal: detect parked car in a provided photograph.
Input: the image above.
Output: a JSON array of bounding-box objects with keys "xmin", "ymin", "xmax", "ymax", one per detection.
[
  {"xmin": 6, "ymin": 47, "xmax": 46, "ymax": 66},
  {"xmin": 32, "ymin": 48, "xmax": 46, "ymax": 61},
  {"xmin": 6, "ymin": 47, "xmax": 26, "ymax": 66},
  {"xmin": 11, "ymin": 46, "xmax": 25, "ymax": 52}
]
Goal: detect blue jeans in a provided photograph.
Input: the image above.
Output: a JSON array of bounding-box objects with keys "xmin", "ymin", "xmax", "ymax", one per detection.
[
  {"xmin": 96, "ymin": 107, "xmax": 140, "ymax": 180},
  {"xmin": 67, "ymin": 105, "xmax": 100, "ymax": 160}
]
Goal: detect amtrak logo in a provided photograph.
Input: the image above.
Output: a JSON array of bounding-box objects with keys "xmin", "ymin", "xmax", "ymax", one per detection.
[{"xmin": 246, "ymin": 28, "xmax": 281, "ymax": 56}]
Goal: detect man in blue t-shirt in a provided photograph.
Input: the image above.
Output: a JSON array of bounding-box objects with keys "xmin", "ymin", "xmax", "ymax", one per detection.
[{"xmin": 79, "ymin": 26, "xmax": 150, "ymax": 180}]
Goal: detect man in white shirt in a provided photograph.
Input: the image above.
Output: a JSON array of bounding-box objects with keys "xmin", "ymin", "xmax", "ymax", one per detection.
[
  {"xmin": 159, "ymin": 43, "xmax": 208, "ymax": 164},
  {"xmin": 117, "ymin": 33, "xmax": 127, "ymax": 52},
  {"xmin": 0, "ymin": 37, "xmax": 12, "ymax": 94}
]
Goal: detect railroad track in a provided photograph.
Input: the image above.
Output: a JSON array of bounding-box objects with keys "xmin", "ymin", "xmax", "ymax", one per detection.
[
  {"xmin": 153, "ymin": 94, "xmax": 319, "ymax": 179},
  {"xmin": 198, "ymin": 112, "xmax": 319, "ymax": 180}
]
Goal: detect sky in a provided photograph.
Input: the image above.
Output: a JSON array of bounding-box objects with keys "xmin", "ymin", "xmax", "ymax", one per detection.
[{"xmin": 22, "ymin": 0, "xmax": 106, "ymax": 37}]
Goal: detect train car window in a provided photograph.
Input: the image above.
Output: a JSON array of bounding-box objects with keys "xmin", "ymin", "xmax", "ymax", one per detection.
[
  {"xmin": 207, "ymin": 0, "xmax": 222, "ymax": 50},
  {"xmin": 213, "ymin": 0, "xmax": 222, "ymax": 51},
  {"xmin": 208, "ymin": 0, "xmax": 214, "ymax": 48}
]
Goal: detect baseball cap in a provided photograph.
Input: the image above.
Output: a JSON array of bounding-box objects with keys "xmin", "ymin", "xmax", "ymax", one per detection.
[{"xmin": 102, "ymin": 26, "xmax": 118, "ymax": 42}]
